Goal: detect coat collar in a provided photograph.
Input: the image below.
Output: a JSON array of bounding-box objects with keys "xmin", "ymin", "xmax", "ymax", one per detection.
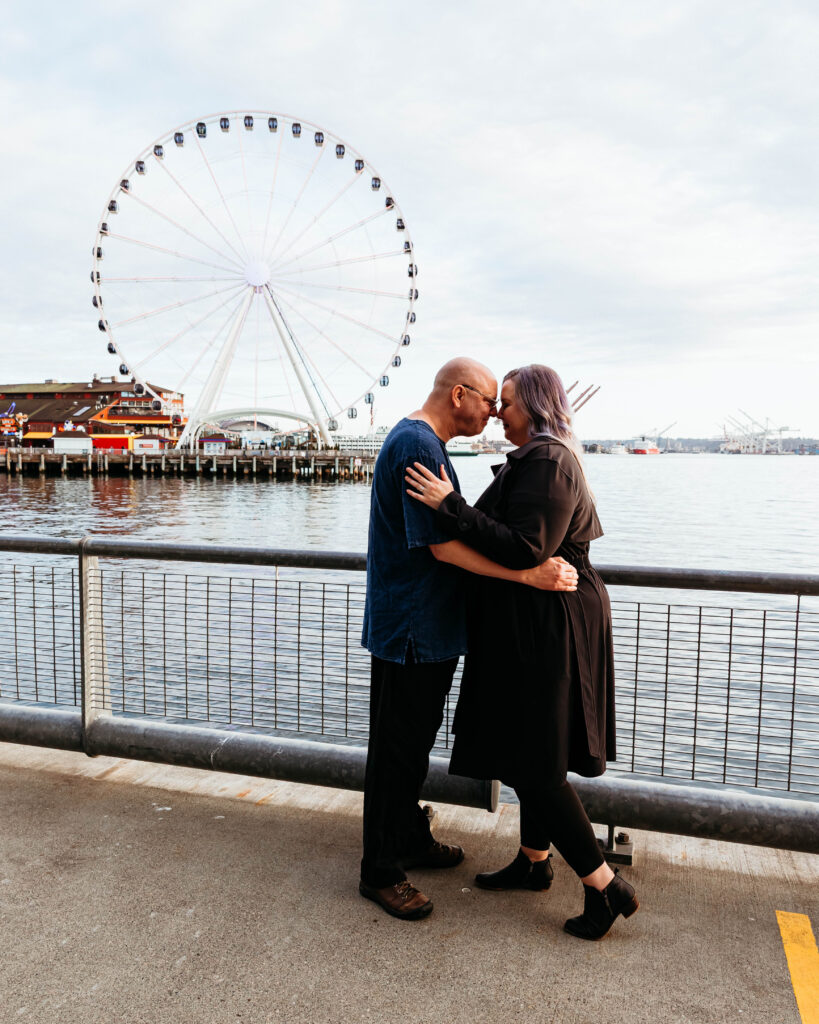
[{"xmin": 506, "ymin": 434, "xmax": 559, "ymax": 460}]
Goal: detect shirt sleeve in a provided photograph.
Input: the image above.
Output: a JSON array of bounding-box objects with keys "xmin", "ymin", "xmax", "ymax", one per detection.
[
  {"xmin": 399, "ymin": 431, "xmax": 458, "ymax": 550},
  {"xmin": 434, "ymin": 455, "xmax": 577, "ymax": 568}
]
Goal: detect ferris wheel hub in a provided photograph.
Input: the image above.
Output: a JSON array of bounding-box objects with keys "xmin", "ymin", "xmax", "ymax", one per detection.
[{"xmin": 244, "ymin": 260, "xmax": 271, "ymax": 288}]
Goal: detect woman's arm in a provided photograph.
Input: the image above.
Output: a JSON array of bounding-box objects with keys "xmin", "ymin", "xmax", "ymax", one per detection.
[
  {"xmin": 407, "ymin": 457, "xmax": 577, "ymax": 569},
  {"xmin": 429, "ymin": 539, "xmax": 576, "ymax": 591}
]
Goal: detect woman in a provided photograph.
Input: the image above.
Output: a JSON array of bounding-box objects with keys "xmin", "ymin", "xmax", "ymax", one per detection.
[{"xmin": 405, "ymin": 364, "xmax": 638, "ymax": 940}]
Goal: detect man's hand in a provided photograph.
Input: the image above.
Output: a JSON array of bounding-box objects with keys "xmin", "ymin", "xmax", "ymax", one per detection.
[{"xmin": 521, "ymin": 557, "xmax": 578, "ymax": 591}]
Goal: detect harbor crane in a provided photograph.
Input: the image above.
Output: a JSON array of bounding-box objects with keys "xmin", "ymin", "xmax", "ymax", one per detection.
[
  {"xmin": 566, "ymin": 381, "xmax": 601, "ymax": 413},
  {"xmin": 722, "ymin": 411, "xmax": 798, "ymax": 454},
  {"xmin": 656, "ymin": 421, "xmax": 677, "ymax": 450}
]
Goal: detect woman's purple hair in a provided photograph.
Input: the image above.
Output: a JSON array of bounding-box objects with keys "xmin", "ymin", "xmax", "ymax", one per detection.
[{"xmin": 503, "ymin": 364, "xmax": 589, "ymax": 484}]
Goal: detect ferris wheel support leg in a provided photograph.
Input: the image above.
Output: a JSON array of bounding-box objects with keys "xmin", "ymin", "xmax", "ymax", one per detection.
[
  {"xmin": 176, "ymin": 288, "xmax": 255, "ymax": 450},
  {"xmin": 262, "ymin": 287, "xmax": 332, "ymax": 449}
]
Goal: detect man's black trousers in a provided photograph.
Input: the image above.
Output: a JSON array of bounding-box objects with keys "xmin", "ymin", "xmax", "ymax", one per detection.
[{"xmin": 360, "ymin": 654, "xmax": 459, "ymax": 889}]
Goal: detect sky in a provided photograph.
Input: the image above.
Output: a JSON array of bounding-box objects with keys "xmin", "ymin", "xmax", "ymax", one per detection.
[{"xmin": 1, "ymin": 0, "xmax": 818, "ymax": 440}]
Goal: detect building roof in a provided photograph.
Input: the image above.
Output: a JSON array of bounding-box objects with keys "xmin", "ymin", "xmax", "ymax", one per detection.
[
  {"xmin": 1, "ymin": 378, "xmax": 183, "ymax": 431},
  {"xmin": 7, "ymin": 398, "xmax": 104, "ymax": 425},
  {"xmin": 0, "ymin": 378, "xmax": 178, "ymax": 398}
]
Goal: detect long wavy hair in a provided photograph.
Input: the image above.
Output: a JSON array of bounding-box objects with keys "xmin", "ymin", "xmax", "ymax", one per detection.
[{"xmin": 503, "ymin": 364, "xmax": 590, "ymax": 490}]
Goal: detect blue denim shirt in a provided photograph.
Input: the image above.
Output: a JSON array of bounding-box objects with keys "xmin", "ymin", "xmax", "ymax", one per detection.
[{"xmin": 361, "ymin": 418, "xmax": 467, "ymax": 664}]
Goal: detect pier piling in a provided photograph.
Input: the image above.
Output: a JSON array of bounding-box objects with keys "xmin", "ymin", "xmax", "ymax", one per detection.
[{"xmin": 0, "ymin": 448, "xmax": 376, "ymax": 483}]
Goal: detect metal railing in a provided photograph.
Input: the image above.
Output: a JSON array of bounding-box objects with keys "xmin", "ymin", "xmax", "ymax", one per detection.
[{"xmin": 0, "ymin": 534, "xmax": 817, "ymax": 852}]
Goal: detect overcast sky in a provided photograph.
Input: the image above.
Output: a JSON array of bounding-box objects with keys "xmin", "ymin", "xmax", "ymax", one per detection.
[{"xmin": 2, "ymin": 0, "xmax": 818, "ymax": 439}]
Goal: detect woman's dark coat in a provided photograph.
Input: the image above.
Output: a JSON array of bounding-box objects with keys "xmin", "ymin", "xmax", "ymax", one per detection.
[{"xmin": 436, "ymin": 437, "xmax": 616, "ymax": 787}]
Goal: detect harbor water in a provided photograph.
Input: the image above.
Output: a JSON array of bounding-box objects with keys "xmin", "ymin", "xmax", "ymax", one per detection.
[
  {"xmin": 2, "ymin": 453, "xmax": 818, "ymax": 575},
  {"xmin": 2, "ymin": 452, "xmax": 817, "ymax": 798}
]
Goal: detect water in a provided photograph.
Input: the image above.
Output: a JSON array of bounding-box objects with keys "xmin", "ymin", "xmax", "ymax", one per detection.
[
  {"xmin": 2, "ymin": 454, "xmax": 817, "ymax": 795},
  {"xmin": 2, "ymin": 453, "xmax": 818, "ymax": 572}
]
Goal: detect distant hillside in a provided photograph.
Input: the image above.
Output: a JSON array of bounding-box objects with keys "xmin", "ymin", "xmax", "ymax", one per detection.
[{"xmin": 582, "ymin": 437, "xmax": 819, "ymax": 453}]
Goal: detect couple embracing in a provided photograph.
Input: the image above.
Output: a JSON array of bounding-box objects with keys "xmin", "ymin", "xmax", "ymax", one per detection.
[{"xmin": 358, "ymin": 358, "xmax": 639, "ymax": 941}]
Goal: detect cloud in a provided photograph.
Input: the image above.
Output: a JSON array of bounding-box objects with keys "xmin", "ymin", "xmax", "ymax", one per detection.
[{"xmin": 1, "ymin": 0, "xmax": 818, "ymax": 439}]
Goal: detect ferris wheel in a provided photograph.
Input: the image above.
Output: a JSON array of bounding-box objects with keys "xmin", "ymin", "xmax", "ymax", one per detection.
[{"xmin": 91, "ymin": 111, "xmax": 418, "ymax": 447}]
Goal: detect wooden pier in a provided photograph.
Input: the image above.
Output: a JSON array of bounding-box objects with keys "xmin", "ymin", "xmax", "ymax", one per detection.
[{"xmin": 0, "ymin": 448, "xmax": 376, "ymax": 482}]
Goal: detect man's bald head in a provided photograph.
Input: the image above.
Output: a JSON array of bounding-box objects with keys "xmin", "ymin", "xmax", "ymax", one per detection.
[
  {"xmin": 414, "ymin": 357, "xmax": 498, "ymax": 439},
  {"xmin": 432, "ymin": 357, "xmax": 496, "ymax": 396}
]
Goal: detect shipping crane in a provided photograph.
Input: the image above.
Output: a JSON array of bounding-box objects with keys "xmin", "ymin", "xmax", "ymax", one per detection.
[
  {"xmin": 565, "ymin": 381, "xmax": 601, "ymax": 413},
  {"xmin": 721, "ymin": 411, "xmax": 798, "ymax": 454},
  {"xmin": 656, "ymin": 421, "xmax": 677, "ymax": 451}
]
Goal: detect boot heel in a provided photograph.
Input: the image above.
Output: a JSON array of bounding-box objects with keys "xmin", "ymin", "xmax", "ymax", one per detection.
[{"xmin": 622, "ymin": 897, "xmax": 639, "ymax": 918}]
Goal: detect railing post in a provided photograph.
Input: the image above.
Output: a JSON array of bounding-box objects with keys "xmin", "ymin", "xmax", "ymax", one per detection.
[{"xmin": 79, "ymin": 538, "xmax": 110, "ymax": 754}]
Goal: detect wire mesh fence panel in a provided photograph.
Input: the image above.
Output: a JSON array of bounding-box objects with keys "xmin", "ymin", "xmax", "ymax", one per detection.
[
  {"xmin": 96, "ymin": 569, "xmax": 374, "ymax": 742},
  {"xmin": 609, "ymin": 598, "xmax": 819, "ymax": 796},
  {"xmin": 2, "ymin": 558, "xmax": 817, "ymax": 798},
  {"xmin": 0, "ymin": 565, "xmax": 80, "ymax": 707}
]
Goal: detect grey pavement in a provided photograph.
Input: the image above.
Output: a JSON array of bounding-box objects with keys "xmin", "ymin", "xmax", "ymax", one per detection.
[{"xmin": 0, "ymin": 742, "xmax": 816, "ymax": 1024}]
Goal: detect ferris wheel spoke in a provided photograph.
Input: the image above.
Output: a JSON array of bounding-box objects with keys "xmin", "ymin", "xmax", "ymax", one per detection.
[
  {"xmin": 260, "ymin": 129, "xmax": 286, "ymax": 259},
  {"xmin": 177, "ymin": 305, "xmax": 237, "ymax": 389},
  {"xmin": 256, "ymin": 302, "xmax": 298, "ymax": 415},
  {"xmin": 278, "ymin": 317, "xmax": 343, "ymax": 413},
  {"xmin": 236, "ymin": 123, "xmax": 253, "ymax": 238},
  {"xmin": 130, "ymin": 285, "xmax": 249, "ymax": 373},
  {"xmin": 105, "ymin": 276, "xmax": 242, "ymax": 284},
  {"xmin": 272, "ymin": 279, "xmax": 407, "ymax": 301},
  {"xmin": 266, "ymin": 146, "xmax": 327, "ymax": 265},
  {"xmin": 237, "ymin": 121, "xmax": 250, "ymax": 196},
  {"xmin": 271, "ymin": 206, "xmax": 391, "ymax": 273},
  {"xmin": 104, "ymin": 232, "xmax": 243, "ymax": 276},
  {"xmin": 177, "ymin": 289, "xmax": 255, "ymax": 447},
  {"xmin": 111, "ymin": 282, "xmax": 250, "ymax": 329},
  {"xmin": 154, "ymin": 161, "xmax": 248, "ymax": 267},
  {"xmin": 193, "ymin": 138, "xmax": 250, "ymax": 263},
  {"xmin": 274, "ymin": 290, "xmax": 379, "ymax": 380},
  {"xmin": 262, "ymin": 286, "xmax": 332, "ymax": 446},
  {"xmin": 273, "ymin": 342, "xmax": 299, "ymax": 414},
  {"xmin": 125, "ymin": 192, "xmax": 248, "ymax": 271},
  {"xmin": 252, "ymin": 296, "xmax": 262, "ymax": 417},
  {"xmin": 271, "ymin": 282, "xmax": 401, "ymax": 344},
  {"xmin": 272, "ymin": 248, "xmax": 408, "ymax": 278},
  {"xmin": 270, "ymin": 172, "xmax": 362, "ymax": 266}
]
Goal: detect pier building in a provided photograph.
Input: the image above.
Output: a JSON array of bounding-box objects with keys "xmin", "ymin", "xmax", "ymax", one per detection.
[{"xmin": 0, "ymin": 376, "xmax": 184, "ymax": 445}]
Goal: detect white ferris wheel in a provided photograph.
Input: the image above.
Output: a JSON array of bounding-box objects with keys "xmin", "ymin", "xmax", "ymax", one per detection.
[{"xmin": 91, "ymin": 111, "xmax": 418, "ymax": 447}]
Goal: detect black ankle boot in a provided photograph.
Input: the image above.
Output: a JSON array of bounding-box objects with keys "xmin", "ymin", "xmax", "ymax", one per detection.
[
  {"xmin": 475, "ymin": 849, "xmax": 554, "ymax": 891},
  {"xmin": 563, "ymin": 869, "xmax": 639, "ymax": 940}
]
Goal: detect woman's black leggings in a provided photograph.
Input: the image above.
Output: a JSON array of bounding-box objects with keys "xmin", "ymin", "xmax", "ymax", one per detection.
[{"xmin": 513, "ymin": 778, "xmax": 605, "ymax": 879}]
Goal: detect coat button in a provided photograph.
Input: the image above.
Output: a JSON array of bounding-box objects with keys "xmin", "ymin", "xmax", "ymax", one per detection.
[{"xmin": 459, "ymin": 521, "xmax": 469, "ymax": 531}]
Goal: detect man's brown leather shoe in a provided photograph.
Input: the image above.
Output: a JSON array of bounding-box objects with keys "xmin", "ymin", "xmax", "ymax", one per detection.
[
  {"xmin": 402, "ymin": 841, "xmax": 465, "ymax": 870},
  {"xmin": 359, "ymin": 879, "xmax": 434, "ymax": 920}
]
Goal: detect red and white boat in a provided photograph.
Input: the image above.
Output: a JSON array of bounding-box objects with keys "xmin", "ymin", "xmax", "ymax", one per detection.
[{"xmin": 629, "ymin": 436, "xmax": 660, "ymax": 455}]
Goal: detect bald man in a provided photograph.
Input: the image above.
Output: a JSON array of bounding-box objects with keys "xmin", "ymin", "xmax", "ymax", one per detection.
[{"xmin": 359, "ymin": 359, "xmax": 577, "ymax": 920}]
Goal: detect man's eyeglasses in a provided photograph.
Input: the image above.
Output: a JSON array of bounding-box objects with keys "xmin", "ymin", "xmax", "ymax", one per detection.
[{"xmin": 459, "ymin": 382, "xmax": 498, "ymax": 413}]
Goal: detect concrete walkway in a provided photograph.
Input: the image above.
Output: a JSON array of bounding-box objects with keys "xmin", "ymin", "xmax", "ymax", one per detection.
[{"xmin": 0, "ymin": 742, "xmax": 816, "ymax": 1024}]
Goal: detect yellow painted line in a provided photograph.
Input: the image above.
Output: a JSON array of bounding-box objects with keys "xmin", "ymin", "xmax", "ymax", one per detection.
[{"xmin": 777, "ymin": 911, "xmax": 819, "ymax": 1024}]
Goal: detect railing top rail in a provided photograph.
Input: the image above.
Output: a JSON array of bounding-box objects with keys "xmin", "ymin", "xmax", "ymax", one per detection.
[
  {"xmin": 0, "ymin": 535, "xmax": 80, "ymax": 557},
  {"xmin": 0, "ymin": 533, "xmax": 818, "ymax": 595},
  {"xmin": 598, "ymin": 564, "xmax": 819, "ymax": 597}
]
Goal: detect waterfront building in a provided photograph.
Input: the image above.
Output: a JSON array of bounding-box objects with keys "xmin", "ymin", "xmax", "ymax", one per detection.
[
  {"xmin": 0, "ymin": 377, "xmax": 184, "ymax": 444},
  {"xmin": 334, "ymin": 426, "xmax": 390, "ymax": 454},
  {"xmin": 52, "ymin": 430, "xmax": 93, "ymax": 454}
]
